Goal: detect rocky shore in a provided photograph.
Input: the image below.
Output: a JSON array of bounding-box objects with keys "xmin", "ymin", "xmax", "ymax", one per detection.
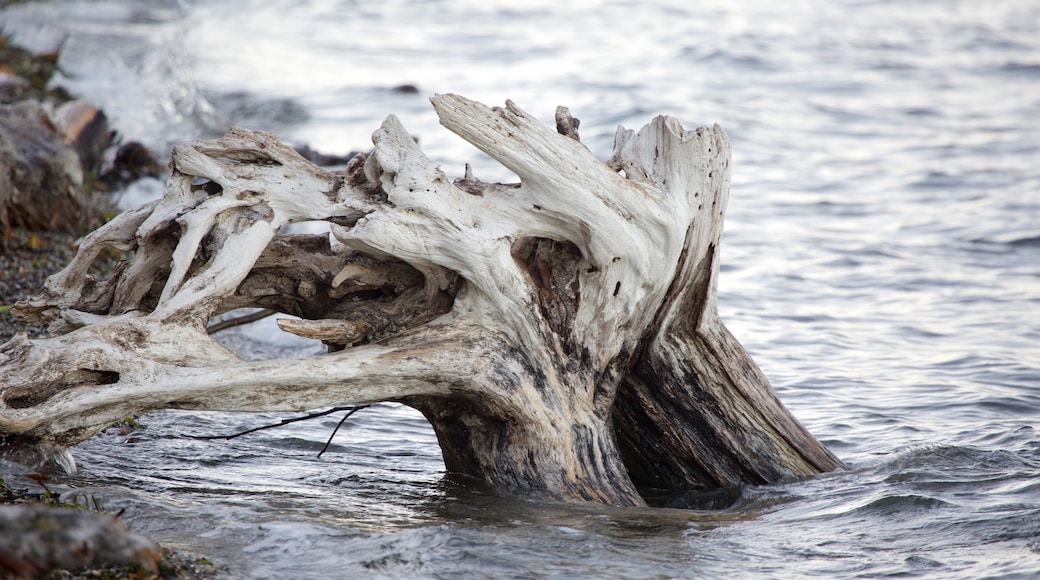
[
  {"xmin": 0, "ymin": 31, "xmax": 154, "ymax": 342},
  {"xmin": 0, "ymin": 228, "xmax": 80, "ymax": 341},
  {"xmin": 0, "ymin": 32, "xmax": 228, "ymax": 579}
]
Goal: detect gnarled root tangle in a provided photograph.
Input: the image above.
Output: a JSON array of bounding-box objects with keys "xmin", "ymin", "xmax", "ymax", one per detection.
[{"xmin": 0, "ymin": 95, "xmax": 843, "ymax": 506}]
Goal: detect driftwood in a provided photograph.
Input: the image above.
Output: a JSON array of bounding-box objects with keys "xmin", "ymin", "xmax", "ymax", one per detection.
[{"xmin": 0, "ymin": 95, "xmax": 844, "ymax": 506}]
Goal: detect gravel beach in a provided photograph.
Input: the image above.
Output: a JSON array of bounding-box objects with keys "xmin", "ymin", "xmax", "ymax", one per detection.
[
  {"xmin": 0, "ymin": 228, "xmax": 231, "ymax": 577},
  {"xmin": 0, "ymin": 27, "xmax": 232, "ymax": 578},
  {"xmin": 0, "ymin": 228, "xmax": 80, "ymax": 342}
]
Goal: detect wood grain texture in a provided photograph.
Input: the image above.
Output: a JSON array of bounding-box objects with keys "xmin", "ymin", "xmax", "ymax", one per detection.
[{"xmin": 0, "ymin": 95, "xmax": 843, "ymax": 504}]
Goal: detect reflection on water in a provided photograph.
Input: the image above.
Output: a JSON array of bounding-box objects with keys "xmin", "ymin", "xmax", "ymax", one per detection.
[{"xmin": 2, "ymin": 0, "xmax": 1040, "ymax": 577}]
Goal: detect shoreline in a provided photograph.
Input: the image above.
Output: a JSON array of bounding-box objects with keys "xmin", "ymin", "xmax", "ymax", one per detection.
[
  {"xmin": 0, "ymin": 30, "xmax": 228, "ymax": 580},
  {"xmin": 0, "ymin": 228, "xmax": 79, "ymax": 342}
]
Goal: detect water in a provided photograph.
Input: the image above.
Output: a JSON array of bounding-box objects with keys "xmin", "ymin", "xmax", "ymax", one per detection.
[{"xmin": 2, "ymin": 0, "xmax": 1040, "ymax": 577}]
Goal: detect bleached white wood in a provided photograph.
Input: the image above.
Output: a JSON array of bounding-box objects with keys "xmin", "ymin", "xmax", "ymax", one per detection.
[
  {"xmin": 0, "ymin": 325, "xmax": 481, "ymax": 446},
  {"xmin": 0, "ymin": 95, "xmax": 842, "ymax": 504}
]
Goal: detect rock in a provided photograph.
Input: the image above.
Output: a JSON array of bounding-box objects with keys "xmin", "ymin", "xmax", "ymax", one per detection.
[
  {"xmin": 0, "ymin": 504, "xmax": 160, "ymax": 576},
  {"xmin": 0, "ymin": 36, "xmax": 71, "ymax": 106},
  {"xmin": 100, "ymin": 141, "xmax": 162, "ymax": 189},
  {"xmin": 0, "ymin": 71, "xmax": 31, "ymax": 104},
  {"xmin": 293, "ymin": 143, "xmax": 359, "ymax": 167},
  {"xmin": 0, "ymin": 100, "xmax": 89, "ymax": 233},
  {"xmin": 53, "ymin": 101, "xmax": 112, "ymax": 174}
]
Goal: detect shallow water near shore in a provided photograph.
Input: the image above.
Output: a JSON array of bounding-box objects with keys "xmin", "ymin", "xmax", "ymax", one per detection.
[{"xmin": 2, "ymin": 0, "xmax": 1040, "ymax": 577}]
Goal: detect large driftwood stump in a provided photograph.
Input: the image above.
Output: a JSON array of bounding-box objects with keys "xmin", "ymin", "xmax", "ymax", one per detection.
[{"xmin": 0, "ymin": 95, "xmax": 843, "ymax": 506}]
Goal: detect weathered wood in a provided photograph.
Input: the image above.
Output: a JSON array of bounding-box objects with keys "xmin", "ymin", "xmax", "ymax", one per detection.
[
  {"xmin": 0, "ymin": 94, "xmax": 844, "ymax": 505},
  {"xmin": 605, "ymin": 116, "xmax": 845, "ymax": 490}
]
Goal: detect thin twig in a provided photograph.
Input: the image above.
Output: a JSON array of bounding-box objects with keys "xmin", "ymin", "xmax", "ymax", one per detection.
[
  {"xmin": 206, "ymin": 309, "xmax": 277, "ymax": 334},
  {"xmin": 186, "ymin": 405, "xmax": 368, "ymax": 441},
  {"xmin": 318, "ymin": 405, "xmax": 370, "ymax": 458}
]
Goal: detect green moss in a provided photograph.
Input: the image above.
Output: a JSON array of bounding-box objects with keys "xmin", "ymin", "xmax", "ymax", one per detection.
[{"xmin": 114, "ymin": 415, "xmax": 145, "ymax": 430}]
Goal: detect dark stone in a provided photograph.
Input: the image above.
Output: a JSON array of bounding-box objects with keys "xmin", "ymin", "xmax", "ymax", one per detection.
[
  {"xmin": 0, "ymin": 504, "xmax": 160, "ymax": 576},
  {"xmin": 391, "ymin": 84, "xmax": 420, "ymax": 94},
  {"xmin": 100, "ymin": 141, "xmax": 161, "ymax": 189},
  {"xmin": 0, "ymin": 101, "xmax": 90, "ymax": 232},
  {"xmin": 54, "ymin": 101, "xmax": 113, "ymax": 174},
  {"xmin": 293, "ymin": 143, "xmax": 359, "ymax": 167}
]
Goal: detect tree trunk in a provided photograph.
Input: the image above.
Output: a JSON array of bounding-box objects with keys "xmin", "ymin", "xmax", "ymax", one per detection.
[{"xmin": 0, "ymin": 95, "xmax": 844, "ymax": 505}]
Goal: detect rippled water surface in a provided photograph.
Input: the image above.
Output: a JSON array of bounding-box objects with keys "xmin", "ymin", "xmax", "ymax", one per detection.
[{"xmin": 2, "ymin": 0, "xmax": 1040, "ymax": 577}]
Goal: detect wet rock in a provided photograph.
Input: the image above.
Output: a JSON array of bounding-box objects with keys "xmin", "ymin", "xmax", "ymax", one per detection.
[
  {"xmin": 0, "ymin": 504, "xmax": 160, "ymax": 577},
  {"xmin": 0, "ymin": 71, "xmax": 31, "ymax": 103},
  {"xmin": 0, "ymin": 100, "xmax": 91, "ymax": 232},
  {"xmin": 0, "ymin": 32, "xmax": 119, "ymax": 235},
  {"xmin": 53, "ymin": 100, "xmax": 113, "ymax": 174},
  {"xmin": 0, "ymin": 36, "xmax": 71, "ymax": 106},
  {"xmin": 293, "ymin": 143, "xmax": 359, "ymax": 167},
  {"xmin": 100, "ymin": 141, "xmax": 162, "ymax": 189}
]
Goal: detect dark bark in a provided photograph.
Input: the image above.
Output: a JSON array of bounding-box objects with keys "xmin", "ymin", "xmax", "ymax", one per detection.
[{"xmin": 616, "ymin": 321, "xmax": 846, "ymax": 491}]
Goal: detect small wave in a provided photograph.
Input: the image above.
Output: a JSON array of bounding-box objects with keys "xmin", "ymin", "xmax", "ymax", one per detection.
[
  {"xmin": 680, "ymin": 46, "xmax": 776, "ymax": 71},
  {"xmin": 877, "ymin": 444, "xmax": 1040, "ymax": 500},
  {"xmin": 206, "ymin": 90, "xmax": 310, "ymax": 133},
  {"xmin": 1007, "ymin": 234, "xmax": 1040, "ymax": 247},
  {"xmin": 999, "ymin": 62, "xmax": 1040, "ymax": 75},
  {"xmin": 909, "ymin": 170, "xmax": 965, "ymax": 190},
  {"xmin": 966, "ymin": 233, "xmax": 1040, "ymax": 249},
  {"xmin": 902, "ymin": 107, "xmax": 941, "ymax": 117},
  {"xmin": 849, "ymin": 493, "xmax": 951, "ymax": 516}
]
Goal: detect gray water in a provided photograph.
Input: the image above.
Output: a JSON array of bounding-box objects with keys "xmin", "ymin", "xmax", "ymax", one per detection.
[{"xmin": 2, "ymin": 0, "xmax": 1040, "ymax": 577}]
